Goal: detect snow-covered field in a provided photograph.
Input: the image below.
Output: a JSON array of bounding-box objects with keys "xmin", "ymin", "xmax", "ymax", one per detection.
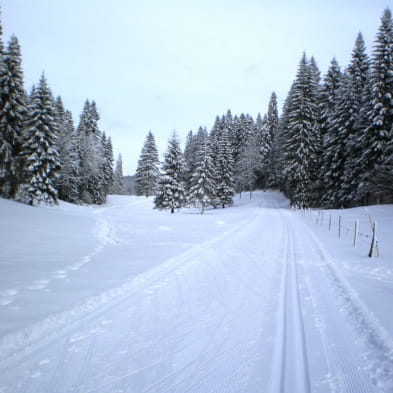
[{"xmin": 0, "ymin": 191, "xmax": 392, "ymax": 393}]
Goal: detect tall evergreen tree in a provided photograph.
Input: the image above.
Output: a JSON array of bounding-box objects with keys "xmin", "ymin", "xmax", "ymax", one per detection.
[
  {"xmin": 154, "ymin": 133, "xmax": 186, "ymax": 213},
  {"xmin": 16, "ymin": 74, "xmax": 60, "ymax": 205},
  {"xmin": 214, "ymin": 128, "xmax": 235, "ymax": 207},
  {"xmin": 0, "ymin": 35, "xmax": 26, "ymax": 197},
  {"xmin": 77, "ymin": 100, "xmax": 106, "ymax": 204},
  {"xmin": 112, "ymin": 153, "xmax": 124, "ymax": 194},
  {"xmin": 135, "ymin": 131, "xmax": 160, "ymax": 197},
  {"xmin": 320, "ymin": 34, "xmax": 370, "ymax": 207},
  {"xmin": 358, "ymin": 8, "xmax": 393, "ymax": 204},
  {"xmin": 281, "ymin": 53, "xmax": 320, "ymax": 207},
  {"xmin": 187, "ymin": 136, "xmax": 216, "ymax": 212},
  {"xmin": 235, "ymin": 130, "xmax": 260, "ymax": 198},
  {"xmin": 57, "ymin": 108, "xmax": 80, "ymax": 202},
  {"xmin": 337, "ymin": 33, "xmax": 370, "ymax": 207},
  {"xmin": 102, "ymin": 133, "xmax": 115, "ymax": 195},
  {"xmin": 260, "ymin": 92, "xmax": 279, "ymax": 188}
]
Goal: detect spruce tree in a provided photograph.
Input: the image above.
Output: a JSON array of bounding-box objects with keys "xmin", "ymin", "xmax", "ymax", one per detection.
[
  {"xmin": 112, "ymin": 153, "xmax": 124, "ymax": 194},
  {"xmin": 16, "ymin": 74, "xmax": 60, "ymax": 205},
  {"xmin": 154, "ymin": 133, "xmax": 186, "ymax": 213},
  {"xmin": 260, "ymin": 92, "xmax": 279, "ymax": 188},
  {"xmin": 102, "ymin": 133, "xmax": 115, "ymax": 195},
  {"xmin": 337, "ymin": 33, "xmax": 370, "ymax": 207},
  {"xmin": 77, "ymin": 100, "xmax": 106, "ymax": 204},
  {"xmin": 215, "ymin": 128, "xmax": 235, "ymax": 208},
  {"xmin": 358, "ymin": 8, "xmax": 393, "ymax": 204},
  {"xmin": 135, "ymin": 131, "xmax": 160, "ymax": 197},
  {"xmin": 187, "ymin": 136, "xmax": 216, "ymax": 212},
  {"xmin": 282, "ymin": 53, "xmax": 320, "ymax": 207},
  {"xmin": 57, "ymin": 109, "xmax": 80, "ymax": 202},
  {"xmin": 235, "ymin": 130, "xmax": 260, "ymax": 199},
  {"xmin": 0, "ymin": 35, "xmax": 26, "ymax": 197}
]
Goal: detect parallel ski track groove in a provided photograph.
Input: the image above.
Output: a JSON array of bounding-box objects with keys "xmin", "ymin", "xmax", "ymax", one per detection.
[{"xmin": 269, "ymin": 211, "xmax": 311, "ymax": 393}]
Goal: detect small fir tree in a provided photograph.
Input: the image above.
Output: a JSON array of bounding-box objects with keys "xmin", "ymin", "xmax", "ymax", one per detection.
[{"xmin": 154, "ymin": 133, "xmax": 185, "ymax": 213}]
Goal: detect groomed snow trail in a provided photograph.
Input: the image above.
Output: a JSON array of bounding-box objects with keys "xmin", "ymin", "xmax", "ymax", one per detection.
[{"xmin": 0, "ymin": 193, "xmax": 390, "ymax": 393}]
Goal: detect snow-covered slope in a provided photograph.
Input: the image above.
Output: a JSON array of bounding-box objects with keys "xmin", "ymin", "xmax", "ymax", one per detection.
[{"xmin": 0, "ymin": 192, "xmax": 392, "ymax": 393}]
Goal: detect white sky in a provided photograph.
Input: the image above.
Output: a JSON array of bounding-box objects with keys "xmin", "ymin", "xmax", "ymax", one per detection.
[{"xmin": 2, "ymin": 0, "xmax": 390, "ymax": 174}]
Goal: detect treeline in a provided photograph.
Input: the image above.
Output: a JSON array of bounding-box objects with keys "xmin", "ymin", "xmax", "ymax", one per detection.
[
  {"xmin": 135, "ymin": 102, "xmax": 278, "ymax": 213},
  {"xmin": 0, "ymin": 14, "xmax": 123, "ymax": 206},
  {"xmin": 136, "ymin": 8, "xmax": 393, "ymax": 211}
]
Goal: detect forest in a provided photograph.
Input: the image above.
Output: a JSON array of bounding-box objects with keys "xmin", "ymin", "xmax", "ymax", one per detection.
[{"xmin": 1, "ymin": 8, "xmax": 393, "ymax": 211}]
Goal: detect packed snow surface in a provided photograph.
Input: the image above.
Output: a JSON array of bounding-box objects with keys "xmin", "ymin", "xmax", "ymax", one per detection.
[{"xmin": 0, "ymin": 191, "xmax": 392, "ymax": 393}]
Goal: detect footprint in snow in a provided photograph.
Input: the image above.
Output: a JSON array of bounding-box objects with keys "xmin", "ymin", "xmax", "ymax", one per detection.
[
  {"xmin": 0, "ymin": 288, "xmax": 18, "ymax": 297},
  {"xmin": 69, "ymin": 334, "xmax": 88, "ymax": 343},
  {"xmin": 27, "ymin": 280, "xmax": 50, "ymax": 290},
  {"xmin": 39, "ymin": 359, "xmax": 50, "ymax": 366},
  {"xmin": 53, "ymin": 270, "xmax": 67, "ymax": 278}
]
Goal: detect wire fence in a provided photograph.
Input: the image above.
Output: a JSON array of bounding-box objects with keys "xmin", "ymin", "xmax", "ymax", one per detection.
[{"xmin": 294, "ymin": 207, "xmax": 379, "ymax": 258}]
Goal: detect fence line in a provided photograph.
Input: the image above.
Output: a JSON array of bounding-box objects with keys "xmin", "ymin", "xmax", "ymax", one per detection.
[{"xmin": 294, "ymin": 207, "xmax": 379, "ymax": 258}]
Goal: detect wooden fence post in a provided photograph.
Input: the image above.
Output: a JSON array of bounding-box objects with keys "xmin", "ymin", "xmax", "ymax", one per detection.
[
  {"xmin": 338, "ymin": 216, "xmax": 341, "ymax": 239},
  {"xmin": 353, "ymin": 219, "xmax": 358, "ymax": 248},
  {"xmin": 368, "ymin": 222, "xmax": 375, "ymax": 258}
]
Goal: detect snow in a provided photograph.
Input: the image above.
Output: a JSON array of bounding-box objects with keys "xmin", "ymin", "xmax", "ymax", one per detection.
[{"xmin": 0, "ymin": 191, "xmax": 392, "ymax": 392}]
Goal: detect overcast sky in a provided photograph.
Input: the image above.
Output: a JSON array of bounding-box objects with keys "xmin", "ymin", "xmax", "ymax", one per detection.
[{"xmin": 2, "ymin": 0, "xmax": 390, "ymax": 174}]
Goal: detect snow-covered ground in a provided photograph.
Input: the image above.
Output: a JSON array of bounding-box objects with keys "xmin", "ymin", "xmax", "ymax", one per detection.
[{"xmin": 0, "ymin": 191, "xmax": 392, "ymax": 393}]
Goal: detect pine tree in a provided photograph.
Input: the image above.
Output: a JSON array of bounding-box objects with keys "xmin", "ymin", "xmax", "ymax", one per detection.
[
  {"xmin": 154, "ymin": 133, "xmax": 186, "ymax": 213},
  {"xmin": 135, "ymin": 131, "xmax": 160, "ymax": 197},
  {"xmin": 102, "ymin": 133, "xmax": 115, "ymax": 195},
  {"xmin": 260, "ymin": 92, "xmax": 279, "ymax": 188},
  {"xmin": 281, "ymin": 53, "xmax": 320, "ymax": 207},
  {"xmin": 358, "ymin": 8, "xmax": 393, "ymax": 204},
  {"xmin": 16, "ymin": 74, "xmax": 60, "ymax": 205},
  {"xmin": 335, "ymin": 33, "xmax": 370, "ymax": 207},
  {"xmin": 235, "ymin": 130, "xmax": 260, "ymax": 199},
  {"xmin": 57, "ymin": 108, "xmax": 80, "ymax": 202},
  {"xmin": 0, "ymin": 35, "xmax": 26, "ymax": 197},
  {"xmin": 77, "ymin": 100, "xmax": 106, "ymax": 204},
  {"xmin": 112, "ymin": 153, "xmax": 124, "ymax": 194},
  {"xmin": 187, "ymin": 136, "xmax": 216, "ymax": 212},
  {"xmin": 214, "ymin": 128, "xmax": 235, "ymax": 207}
]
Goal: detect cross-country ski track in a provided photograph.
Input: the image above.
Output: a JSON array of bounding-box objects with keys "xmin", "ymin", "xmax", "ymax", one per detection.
[{"xmin": 0, "ymin": 191, "xmax": 392, "ymax": 393}]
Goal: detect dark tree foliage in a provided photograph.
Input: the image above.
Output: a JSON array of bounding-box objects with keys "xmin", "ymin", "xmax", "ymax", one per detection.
[
  {"xmin": 16, "ymin": 74, "xmax": 60, "ymax": 206},
  {"xmin": 0, "ymin": 35, "xmax": 26, "ymax": 197}
]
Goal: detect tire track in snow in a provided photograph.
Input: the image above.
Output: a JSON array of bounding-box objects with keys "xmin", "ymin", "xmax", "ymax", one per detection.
[{"xmin": 269, "ymin": 214, "xmax": 310, "ymax": 393}]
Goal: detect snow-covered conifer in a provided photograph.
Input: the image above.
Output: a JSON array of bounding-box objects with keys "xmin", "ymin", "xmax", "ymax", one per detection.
[
  {"xmin": 16, "ymin": 74, "xmax": 60, "ymax": 205},
  {"xmin": 77, "ymin": 100, "xmax": 106, "ymax": 204},
  {"xmin": 0, "ymin": 35, "xmax": 26, "ymax": 197},
  {"xmin": 102, "ymin": 133, "xmax": 115, "ymax": 195},
  {"xmin": 357, "ymin": 8, "xmax": 393, "ymax": 204},
  {"xmin": 135, "ymin": 131, "xmax": 160, "ymax": 197},
  {"xmin": 281, "ymin": 53, "xmax": 320, "ymax": 207},
  {"xmin": 112, "ymin": 153, "xmax": 124, "ymax": 194},
  {"xmin": 154, "ymin": 133, "xmax": 186, "ymax": 213},
  {"xmin": 214, "ymin": 128, "xmax": 235, "ymax": 208},
  {"xmin": 187, "ymin": 136, "xmax": 216, "ymax": 212}
]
